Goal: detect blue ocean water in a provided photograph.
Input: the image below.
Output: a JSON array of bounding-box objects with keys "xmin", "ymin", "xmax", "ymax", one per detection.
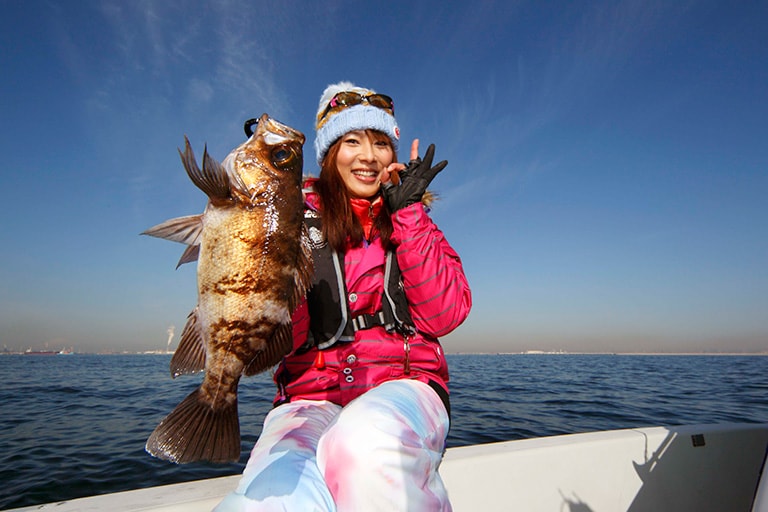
[{"xmin": 1, "ymin": 353, "xmax": 766, "ymax": 509}]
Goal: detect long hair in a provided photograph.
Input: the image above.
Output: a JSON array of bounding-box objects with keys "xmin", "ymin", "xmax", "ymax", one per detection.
[{"xmin": 315, "ymin": 130, "xmax": 396, "ymax": 253}]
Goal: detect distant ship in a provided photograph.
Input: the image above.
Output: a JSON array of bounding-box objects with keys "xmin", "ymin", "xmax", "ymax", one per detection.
[
  {"xmin": 24, "ymin": 348, "xmax": 74, "ymax": 356},
  {"xmin": 24, "ymin": 349, "xmax": 59, "ymax": 356}
]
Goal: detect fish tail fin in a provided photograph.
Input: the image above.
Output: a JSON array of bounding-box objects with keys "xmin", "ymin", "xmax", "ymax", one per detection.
[{"xmin": 145, "ymin": 388, "xmax": 240, "ymax": 464}]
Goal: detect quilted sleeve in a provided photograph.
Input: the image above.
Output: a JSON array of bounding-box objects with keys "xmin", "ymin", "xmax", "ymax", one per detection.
[{"xmin": 390, "ymin": 202, "xmax": 472, "ymax": 337}]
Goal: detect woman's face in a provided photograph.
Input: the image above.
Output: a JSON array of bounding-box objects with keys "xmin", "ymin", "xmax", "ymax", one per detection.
[{"xmin": 335, "ymin": 130, "xmax": 394, "ymax": 199}]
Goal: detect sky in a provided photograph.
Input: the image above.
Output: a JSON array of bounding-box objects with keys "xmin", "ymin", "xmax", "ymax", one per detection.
[{"xmin": 1, "ymin": 0, "xmax": 766, "ymax": 355}]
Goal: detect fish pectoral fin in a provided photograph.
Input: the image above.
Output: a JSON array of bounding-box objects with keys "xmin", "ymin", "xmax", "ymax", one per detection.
[
  {"xmin": 145, "ymin": 387, "xmax": 240, "ymax": 464},
  {"xmin": 142, "ymin": 214, "xmax": 203, "ymax": 244},
  {"xmin": 142, "ymin": 214, "xmax": 204, "ymax": 268},
  {"xmin": 170, "ymin": 307, "xmax": 206, "ymax": 378},
  {"xmin": 175, "ymin": 244, "xmax": 200, "ymax": 269},
  {"xmin": 243, "ymin": 322, "xmax": 294, "ymax": 376}
]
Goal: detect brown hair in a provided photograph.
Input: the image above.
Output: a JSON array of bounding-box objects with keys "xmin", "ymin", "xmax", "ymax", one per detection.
[{"xmin": 315, "ymin": 130, "xmax": 396, "ymax": 252}]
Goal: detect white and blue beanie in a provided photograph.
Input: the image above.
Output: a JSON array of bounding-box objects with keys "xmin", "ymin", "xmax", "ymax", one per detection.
[{"xmin": 314, "ymin": 81, "xmax": 400, "ymax": 166}]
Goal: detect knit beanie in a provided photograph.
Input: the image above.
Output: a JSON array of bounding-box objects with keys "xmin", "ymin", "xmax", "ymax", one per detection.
[{"xmin": 314, "ymin": 81, "xmax": 400, "ymax": 166}]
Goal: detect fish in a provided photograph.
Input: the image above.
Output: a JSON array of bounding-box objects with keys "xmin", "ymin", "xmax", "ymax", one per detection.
[{"xmin": 142, "ymin": 114, "xmax": 312, "ymax": 464}]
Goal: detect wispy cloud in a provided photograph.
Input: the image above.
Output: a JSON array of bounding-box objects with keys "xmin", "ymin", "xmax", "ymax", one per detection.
[
  {"xmin": 421, "ymin": 1, "xmax": 698, "ymax": 216},
  {"xmin": 51, "ymin": 1, "xmax": 302, "ymax": 121}
]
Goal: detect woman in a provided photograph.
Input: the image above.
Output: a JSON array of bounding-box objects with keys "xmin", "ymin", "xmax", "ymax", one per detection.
[{"xmin": 217, "ymin": 82, "xmax": 471, "ymax": 511}]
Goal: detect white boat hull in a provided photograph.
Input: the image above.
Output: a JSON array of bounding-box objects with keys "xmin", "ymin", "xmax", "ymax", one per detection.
[
  {"xmin": 442, "ymin": 423, "xmax": 768, "ymax": 512},
  {"xmin": 7, "ymin": 423, "xmax": 768, "ymax": 512}
]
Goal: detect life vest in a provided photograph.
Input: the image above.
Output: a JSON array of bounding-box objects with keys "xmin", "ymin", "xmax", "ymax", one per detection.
[{"xmin": 300, "ymin": 212, "xmax": 416, "ymax": 352}]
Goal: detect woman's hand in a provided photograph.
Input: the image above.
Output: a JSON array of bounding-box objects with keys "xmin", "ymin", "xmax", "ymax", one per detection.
[
  {"xmin": 381, "ymin": 139, "xmax": 419, "ymax": 185},
  {"xmin": 381, "ymin": 139, "xmax": 447, "ymax": 212}
]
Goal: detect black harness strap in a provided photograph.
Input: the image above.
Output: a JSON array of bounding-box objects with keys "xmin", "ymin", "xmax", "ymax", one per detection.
[{"xmin": 301, "ymin": 214, "xmax": 415, "ymax": 352}]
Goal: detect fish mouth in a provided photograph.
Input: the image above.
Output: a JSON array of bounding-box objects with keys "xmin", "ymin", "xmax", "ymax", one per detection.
[
  {"xmin": 235, "ymin": 114, "xmax": 305, "ymax": 184},
  {"xmin": 254, "ymin": 113, "xmax": 306, "ymax": 146}
]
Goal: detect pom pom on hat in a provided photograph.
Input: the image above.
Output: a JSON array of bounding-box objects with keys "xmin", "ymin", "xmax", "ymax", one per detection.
[{"xmin": 314, "ymin": 81, "xmax": 399, "ymax": 166}]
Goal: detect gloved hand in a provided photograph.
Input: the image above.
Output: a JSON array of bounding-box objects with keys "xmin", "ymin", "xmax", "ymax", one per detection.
[{"xmin": 381, "ymin": 143, "xmax": 447, "ymax": 212}]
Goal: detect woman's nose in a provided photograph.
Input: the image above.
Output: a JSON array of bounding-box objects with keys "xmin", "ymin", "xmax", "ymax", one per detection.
[{"xmin": 358, "ymin": 140, "xmax": 375, "ymax": 161}]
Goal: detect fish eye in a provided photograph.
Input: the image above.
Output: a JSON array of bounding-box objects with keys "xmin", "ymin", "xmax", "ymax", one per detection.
[{"xmin": 271, "ymin": 146, "xmax": 297, "ymax": 168}]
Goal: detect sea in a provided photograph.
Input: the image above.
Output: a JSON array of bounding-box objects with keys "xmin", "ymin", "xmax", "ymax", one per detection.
[{"xmin": 1, "ymin": 353, "xmax": 767, "ymax": 510}]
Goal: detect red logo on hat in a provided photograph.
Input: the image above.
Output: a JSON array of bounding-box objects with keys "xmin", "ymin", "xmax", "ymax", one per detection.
[{"xmin": 394, "ymin": 127, "xmax": 400, "ymax": 140}]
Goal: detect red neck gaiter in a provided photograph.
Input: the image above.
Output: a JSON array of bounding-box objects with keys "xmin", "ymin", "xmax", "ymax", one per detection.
[{"xmin": 350, "ymin": 196, "xmax": 383, "ymax": 241}]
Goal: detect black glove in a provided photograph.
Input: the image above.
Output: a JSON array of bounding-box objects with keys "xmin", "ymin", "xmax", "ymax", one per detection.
[{"xmin": 381, "ymin": 143, "xmax": 447, "ymax": 212}]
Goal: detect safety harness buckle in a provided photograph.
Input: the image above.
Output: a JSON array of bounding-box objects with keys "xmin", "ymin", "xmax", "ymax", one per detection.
[{"xmin": 351, "ymin": 311, "xmax": 387, "ymax": 331}]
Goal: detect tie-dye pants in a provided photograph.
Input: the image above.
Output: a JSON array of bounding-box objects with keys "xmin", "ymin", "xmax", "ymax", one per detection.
[{"xmin": 215, "ymin": 379, "xmax": 451, "ymax": 511}]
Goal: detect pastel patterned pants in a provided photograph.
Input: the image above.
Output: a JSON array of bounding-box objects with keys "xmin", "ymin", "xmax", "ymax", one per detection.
[{"xmin": 215, "ymin": 379, "xmax": 451, "ymax": 511}]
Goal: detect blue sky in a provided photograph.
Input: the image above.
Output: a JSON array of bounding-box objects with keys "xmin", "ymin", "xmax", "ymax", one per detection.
[{"xmin": 1, "ymin": 1, "xmax": 766, "ymax": 354}]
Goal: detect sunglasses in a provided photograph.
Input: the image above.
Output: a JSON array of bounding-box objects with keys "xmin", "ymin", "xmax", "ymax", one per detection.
[{"xmin": 319, "ymin": 91, "xmax": 394, "ymax": 122}]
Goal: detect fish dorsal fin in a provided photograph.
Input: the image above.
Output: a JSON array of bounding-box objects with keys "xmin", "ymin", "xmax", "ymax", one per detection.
[
  {"xmin": 141, "ymin": 214, "xmax": 204, "ymax": 268},
  {"xmin": 178, "ymin": 137, "xmax": 232, "ymax": 205},
  {"xmin": 170, "ymin": 307, "xmax": 206, "ymax": 378}
]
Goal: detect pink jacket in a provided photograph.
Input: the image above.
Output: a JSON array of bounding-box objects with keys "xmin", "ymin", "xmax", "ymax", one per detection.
[{"xmin": 273, "ymin": 199, "xmax": 472, "ymax": 407}]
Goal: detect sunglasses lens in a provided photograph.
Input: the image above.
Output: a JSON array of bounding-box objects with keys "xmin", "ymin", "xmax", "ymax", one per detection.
[
  {"xmin": 335, "ymin": 91, "xmax": 364, "ymax": 107},
  {"xmin": 321, "ymin": 92, "xmax": 395, "ymax": 122},
  {"xmin": 368, "ymin": 94, "xmax": 393, "ymax": 111}
]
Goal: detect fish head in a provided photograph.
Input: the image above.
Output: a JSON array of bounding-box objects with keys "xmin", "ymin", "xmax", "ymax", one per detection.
[{"xmin": 223, "ymin": 114, "xmax": 306, "ymax": 203}]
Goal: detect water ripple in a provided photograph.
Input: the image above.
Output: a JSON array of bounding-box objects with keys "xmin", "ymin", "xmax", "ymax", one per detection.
[{"xmin": 1, "ymin": 353, "xmax": 767, "ymax": 509}]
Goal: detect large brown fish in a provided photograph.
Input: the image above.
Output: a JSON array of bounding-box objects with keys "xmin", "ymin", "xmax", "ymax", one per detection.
[{"xmin": 143, "ymin": 114, "xmax": 312, "ymax": 463}]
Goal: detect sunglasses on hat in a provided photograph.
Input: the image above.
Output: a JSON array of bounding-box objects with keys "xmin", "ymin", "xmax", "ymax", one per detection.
[{"xmin": 319, "ymin": 91, "xmax": 395, "ymax": 122}]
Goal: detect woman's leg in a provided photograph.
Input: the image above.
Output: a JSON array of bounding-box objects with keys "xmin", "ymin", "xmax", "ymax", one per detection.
[
  {"xmin": 316, "ymin": 380, "xmax": 451, "ymax": 512},
  {"xmin": 215, "ymin": 400, "xmax": 341, "ymax": 512}
]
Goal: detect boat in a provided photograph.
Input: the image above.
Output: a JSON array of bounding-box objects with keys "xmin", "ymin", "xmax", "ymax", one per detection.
[
  {"xmin": 22, "ymin": 348, "xmax": 72, "ymax": 355},
  {"xmin": 5, "ymin": 423, "xmax": 767, "ymax": 511},
  {"xmin": 23, "ymin": 348, "xmax": 59, "ymax": 355}
]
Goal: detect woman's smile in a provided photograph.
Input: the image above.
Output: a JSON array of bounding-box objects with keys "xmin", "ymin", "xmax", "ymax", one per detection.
[
  {"xmin": 351, "ymin": 168, "xmax": 379, "ymax": 183},
  {"xmin": 336, "ymin": 130, "xmax": 394, "ymax": 198}
]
